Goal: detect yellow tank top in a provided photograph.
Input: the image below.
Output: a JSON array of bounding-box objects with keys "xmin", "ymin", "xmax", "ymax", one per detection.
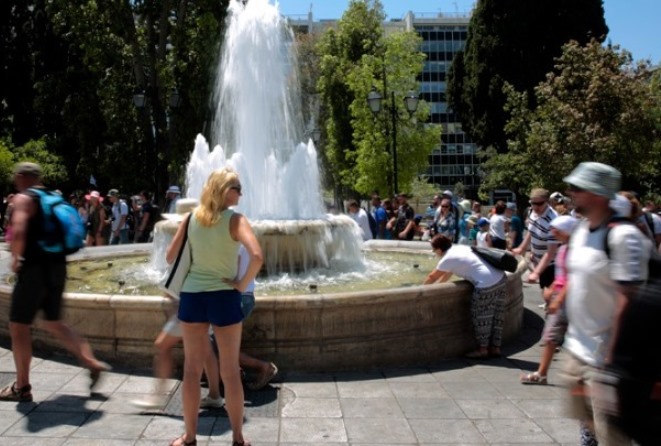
[{"xmin": 182, "ymin": 209, "xmax": 239, "ymax": 292}]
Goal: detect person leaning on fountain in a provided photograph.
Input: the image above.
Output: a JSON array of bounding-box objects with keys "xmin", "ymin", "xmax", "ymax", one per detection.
[
  {"xmin": 0, "ymin": 162, "xmax": 111, "ymax": 403},
  {"xmin": 424, "ymin": 234, "xmax": 507, "ymax": 359},
  {"xmin": 166, "ymin": 167, "xmax": 263, "ymax": 446}
]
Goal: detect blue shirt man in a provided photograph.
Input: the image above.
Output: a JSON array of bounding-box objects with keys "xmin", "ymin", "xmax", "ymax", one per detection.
[{"xmin": 370, "ymin": 195, "xmax": 388, "ymax": 239}]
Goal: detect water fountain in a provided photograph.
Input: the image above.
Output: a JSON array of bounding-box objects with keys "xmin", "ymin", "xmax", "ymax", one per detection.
[{"xmin": 0, "ymin": 0, "xmax": 525, "ymax": 370}]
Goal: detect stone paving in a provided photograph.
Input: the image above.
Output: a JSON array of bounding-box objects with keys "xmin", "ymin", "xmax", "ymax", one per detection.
[{"xmin": 0, "ymin": 281, "xmax": 580, "ymax": 445}]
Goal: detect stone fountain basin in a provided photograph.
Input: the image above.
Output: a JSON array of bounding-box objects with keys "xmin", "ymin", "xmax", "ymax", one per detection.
[{"xmin": 0, "ymin": 242, "xmax": 525, "ymax": 371}]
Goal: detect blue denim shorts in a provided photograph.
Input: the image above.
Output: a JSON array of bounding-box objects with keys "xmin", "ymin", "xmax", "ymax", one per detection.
[
  {"xmin": 241, "ymin": 292, "xmax": 255, "ymax": 318},
  {"xmin": 178, "ymin": 289, "xmax": 243, "ymax": 327}
]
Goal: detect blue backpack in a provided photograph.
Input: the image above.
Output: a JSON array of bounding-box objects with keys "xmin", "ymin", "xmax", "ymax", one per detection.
[{"xmin": 29, "ymin": 188, "xmax": 85, "ymax": 255}]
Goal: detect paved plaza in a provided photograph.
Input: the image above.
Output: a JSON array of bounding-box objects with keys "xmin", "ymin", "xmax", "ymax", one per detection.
[{"xmin": 0, "ymin": 282, "xmax": 580, "ymax": 445}]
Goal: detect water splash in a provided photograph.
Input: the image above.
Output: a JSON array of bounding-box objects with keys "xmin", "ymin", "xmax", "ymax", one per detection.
[{"xmin": 187, "ymin": 0, "xmax": 324, "ymax": 220}]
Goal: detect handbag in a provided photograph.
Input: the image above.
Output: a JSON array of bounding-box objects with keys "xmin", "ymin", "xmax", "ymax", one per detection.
[
  {"xmin": 471, "ymin": 246, "xmax": 517, "ymax": 273},
  {"xmin": 158, "ymin": 213, "xmax": 192, "ymax": 299}
]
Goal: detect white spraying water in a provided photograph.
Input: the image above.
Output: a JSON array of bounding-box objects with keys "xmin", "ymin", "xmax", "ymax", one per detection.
[
  {"xmin": 186, "ymin": 0, "xmax": 325, "ymax": 220},
  {"xmin": 167, "ymin": 0, "xmax": 365, "ymax": 276}
]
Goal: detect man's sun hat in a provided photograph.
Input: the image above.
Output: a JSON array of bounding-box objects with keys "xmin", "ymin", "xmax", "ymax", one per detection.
[
  {"xmin": 550, "ymin": 215, "xmax": 579, "ymax": 235},
  {"xmin": 166, "ymin": 185, "xmax": 181, "ymax": 195},
  {"xmin": 563, "ymin": 162, "xmax": 621, "ymax": 199},
  {"xmin": 459, "ymin": 199, "xmax": 472, "ymax": 213},
  {"xmin": 85, "ymin": 190, "xmax": 103, "ymax": 202},
  {"xmin": 13, "ymin": 162, "xmax": 42, "ymax": 178},
  {"xmin": 107, "ymin": 188, "xmax": 119, "ymax": 197}
]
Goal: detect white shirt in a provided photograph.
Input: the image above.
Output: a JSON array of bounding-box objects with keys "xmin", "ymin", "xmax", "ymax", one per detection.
[
  {"xmin": 564, "ymin": 221, "xmax": 651, "ymax": 367},
  {"xmin": 489, "ymin": 214, "xmax": 508, "ymax": 240},
  {"xmin": 350, "ymin": 208, "xmax": 372, "ymax": 241},
  {"xmin": 436, "ymin": 244, "xmax": 504, "ymax": 289},
  {"xmin": 111, "ymin": 200, "xmax": 129, "ymax": 231},
  {"xmin": 236, "ymin": 245, "xmax": 255, "ymax": 293},
  {"xmin": 476, "ymin": 231, "xmax": 489, "ymax": 248}
]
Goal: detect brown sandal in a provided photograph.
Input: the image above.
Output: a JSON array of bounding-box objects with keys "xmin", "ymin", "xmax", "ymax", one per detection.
[
  {"xmin": 232, "ymin": 442, "xmax": 251, "ymax": 446},
  {"xmin": 169, "ymin": 434, "xmax": 196, "ymax": 446}
]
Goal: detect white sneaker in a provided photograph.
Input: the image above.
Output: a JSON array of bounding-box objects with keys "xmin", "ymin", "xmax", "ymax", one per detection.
[
  {"xmin": 200, "ymin": 395, "xmax": 223, "ymax": 408},
  {"xmin": 132, "ymin": 395, "xmax": 166, "ymax": 410}
]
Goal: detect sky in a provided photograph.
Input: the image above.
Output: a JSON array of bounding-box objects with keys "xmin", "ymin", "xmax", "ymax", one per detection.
[{"xmin": 276, "ymin": 0, "xmax": 661, "ymax": 64}]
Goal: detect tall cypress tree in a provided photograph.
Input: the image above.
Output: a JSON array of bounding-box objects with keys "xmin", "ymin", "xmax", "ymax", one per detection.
[{"xmin": 448, "ymin": 0, "xmax": 608, "ymax": 153}]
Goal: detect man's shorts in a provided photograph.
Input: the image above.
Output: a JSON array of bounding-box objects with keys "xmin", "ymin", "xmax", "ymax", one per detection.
[
  {"xmin": 542, "ymin": 303, "xmax": 568, "ymax": 345},
  {"xmin": 178, "ymin": 289, "xmax": 243, "ymax": 327},
  {"xmin": 10, "ymin": 261, "xmax": 67, "ymax": 324}
]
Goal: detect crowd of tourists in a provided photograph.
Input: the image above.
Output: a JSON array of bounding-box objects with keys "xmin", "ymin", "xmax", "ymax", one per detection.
[
  {"xmin": 1, "ymin": 185, "xmax": 184, "ymax": 246},
  {"xmin": 2, "ymin": 159, "xmax": 660, "ymax": 446}
]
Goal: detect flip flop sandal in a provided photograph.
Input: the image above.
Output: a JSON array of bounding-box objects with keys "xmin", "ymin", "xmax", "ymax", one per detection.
[
  {"xmin": 520, "ymin": 372, "xmax": 548, "ymax": 385},
  {"xmin": 170, "ymin": 434, "xmax": 196, "ymax": 446}
]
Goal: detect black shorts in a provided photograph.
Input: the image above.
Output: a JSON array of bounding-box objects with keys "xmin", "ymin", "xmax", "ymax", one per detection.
[
  {"xmin": 491, "ymin": 237, "xmax": 507, "ymax": 250},
  {"xmin": 539, "ymin": 263, "xmax": 556, "ymax": 289},
  {"xmin": 10, "ymin": 261, "xmax": 67, "ymax": 324}
]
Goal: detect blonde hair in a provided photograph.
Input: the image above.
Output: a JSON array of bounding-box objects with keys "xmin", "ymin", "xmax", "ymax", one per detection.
[{"xmin": 194, "ymin": 168, "xmax": 240, "ymax": 227}]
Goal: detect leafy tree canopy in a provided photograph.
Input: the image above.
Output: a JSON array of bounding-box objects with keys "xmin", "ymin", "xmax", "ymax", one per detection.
[
  {"xmin": 318, "ymin": 0, "xmax": 439, "ymax": 199},
  {"xmin": 480, "ymin": 41, "xmax": 661, "ymax": 199},
  {"xmin": 448, "ymin": 0, "xmax": 608, "ymax": 153}
]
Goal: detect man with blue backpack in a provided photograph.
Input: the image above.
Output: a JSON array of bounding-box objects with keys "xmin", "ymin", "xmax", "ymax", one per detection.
[{"xmin": 0, "ymin": 162, "xmax": 110, "ymax": 403}]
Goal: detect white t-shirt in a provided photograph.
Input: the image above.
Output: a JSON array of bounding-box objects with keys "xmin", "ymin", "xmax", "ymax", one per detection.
[
  {"xmin": 436, "ymin": 244, "xmax": 504, "ymax": 289},
  {"xmin": 564, "ymin": 221, "xmax": 651, "ymax": 367},
  {"xmin": 111, "ymin": 200, "xmax": 129, "ymax": 231},
  {"xmin": 350, "ymin": 208, "xmax": 372, "ymax": 241},
  {"xmin": 476, "ymin": 231, "xmax": 489, "ymax": 248},
  {"xmin": 489, "ymin": 214, "xmax": 507, "ymax": 240},
  {"xmin": 236, "ymin": 245, "xmax": 255, "ymax": 293}
]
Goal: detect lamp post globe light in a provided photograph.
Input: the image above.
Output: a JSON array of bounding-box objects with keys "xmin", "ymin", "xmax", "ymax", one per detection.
[{"xmin": 366, "ymin": 87, "xmax": 419, "ymax": 195}]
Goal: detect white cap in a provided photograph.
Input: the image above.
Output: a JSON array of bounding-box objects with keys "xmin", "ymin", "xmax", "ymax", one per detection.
[
  {"xmin": 550, "ymin": 215, "xmax": 579, "ymax": 235},
  {"xmin": 442, "ymin": 190, "xmax": 453, "ymax": 198},
  {"xmin": 609, "ymin": 194, "xmax": 632, "ymax": 218}
]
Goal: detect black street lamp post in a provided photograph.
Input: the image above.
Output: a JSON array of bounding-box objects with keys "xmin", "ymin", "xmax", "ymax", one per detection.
[
  {"xmin": 133, "ymin": 87, "xmax": 181, "ymax": 195},
  {"xmin": 367, "ymin": 88, "xmax": 419, "ymax": 195}
]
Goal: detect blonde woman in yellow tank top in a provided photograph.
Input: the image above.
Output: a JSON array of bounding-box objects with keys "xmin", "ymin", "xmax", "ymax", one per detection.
[{"xmin": 165, "ymin": 168, "xmax": 263, "ymax": 446}]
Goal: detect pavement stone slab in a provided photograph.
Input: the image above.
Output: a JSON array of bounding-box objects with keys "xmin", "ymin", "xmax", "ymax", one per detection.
[
  {"xmin": 282, "ymin": 382, "xmax": 338, "ymax": 398},
  {"xmin": 454, "ymin": 399, "xmax": 527, "ymax": 419},
  {"xmin": 208, "ymin": 416, "xmax": 279, "ymax": 443},
  {"xmin": 71, "ymin": 413, "xmax": 154, "ymax": 440},
  {"xmin": 337, "ymin": 381, "xmax": 393, "ymax": 399},
  {"xmin": 389, "ymin": 381, "xmax": 450, "ymax": 400},
  {"xmin": 3, "ymin": 411, "xmax": 89, "ymax": 438},
  {"xmin": 343, "ymin": 417, "xmax": 417, "ymax": 444},
  {"xmin": 440, "ymin": 381, "xmax": 505, "ymax": 400},
  {"xmin": 280, "ymin": 417, "xmax": 347, "ymax": 443},
  {"xmin": 397, "ymin": 398, "xmax": 466, "ymax": 419},
  {"xmin": 282, "ymin": 397, "xmax": 342, "ymax": 418},
  {"xmin": 474, "ymin": 418, "xmax": 555, "ymax": 444},
  {"xmin": 340, "ymin": 397, "xmax": 404, "ymax": 419},
  {"xmin": 408, "ymin": 418, "xmax": 486, "ymax": 444}
]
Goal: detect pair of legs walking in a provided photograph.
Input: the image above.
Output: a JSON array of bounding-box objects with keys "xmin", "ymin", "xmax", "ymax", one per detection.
[{"xmin": 0, "ymin": 261, "xmax": 109, "ymax": 402}]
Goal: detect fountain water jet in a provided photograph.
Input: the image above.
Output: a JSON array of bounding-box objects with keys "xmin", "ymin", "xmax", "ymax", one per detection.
[{"xmin": 158, "ymin": 0, "xmax": 363, "ymax": 276}]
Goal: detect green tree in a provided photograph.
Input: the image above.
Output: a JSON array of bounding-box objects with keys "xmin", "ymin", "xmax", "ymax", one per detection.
[
  {"xmin": 1, "ymin": 1, "xmax": 227, "ymax": 197},
  {"xmin": 448, "ymin": 0, "xmax": 608, "ymax": 153},
  {"xmin": 480, "ymin": 41, "xmax": 661, "ymax": 198},
  {"xmin": 318, "ymin": 0, "xmax": 439, "ymax": 199}
]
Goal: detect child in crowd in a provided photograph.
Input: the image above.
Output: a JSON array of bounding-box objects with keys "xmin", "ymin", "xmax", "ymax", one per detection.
[
  {"xmin": 475, "ymin": 218, "xmax": 492, "ymax": 248},
  {"xmin": 520, "ymin": 215, "xmax": 578, "ymax": 385}
]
